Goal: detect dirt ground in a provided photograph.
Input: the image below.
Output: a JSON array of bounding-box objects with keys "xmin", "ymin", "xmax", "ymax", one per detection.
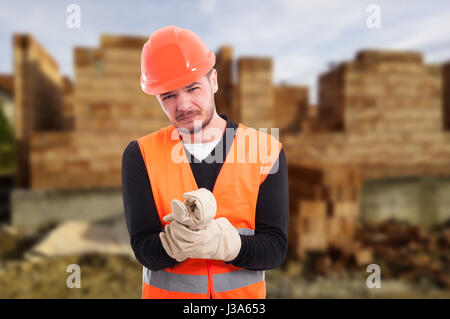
[
  {"xmin": 1, "ymin": 221, "xmax": 449, "ymax": 299},
  {"xmin": 0, "ymin": 254, "xmax": 142, "ymax": 298}
]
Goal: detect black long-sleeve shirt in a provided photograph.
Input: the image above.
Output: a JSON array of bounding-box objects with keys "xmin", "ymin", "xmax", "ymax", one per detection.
[{"xmin": 121, "ymin": 114, "xmax": 289, "ymax": 271}]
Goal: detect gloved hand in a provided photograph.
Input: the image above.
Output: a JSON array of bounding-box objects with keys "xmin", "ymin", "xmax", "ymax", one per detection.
[
  {"xmin": 160, "ymin": 217, "xmax": 242, "ymax": 262},
  {"xmin": 163, "ymin": 188, "xmax": 217, "ymax": 230}
]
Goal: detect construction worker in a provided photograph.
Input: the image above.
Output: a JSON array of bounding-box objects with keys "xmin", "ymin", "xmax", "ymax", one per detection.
[{"xmin": 121, "ymin": 25, "xmax": 289, "ymax": 299}]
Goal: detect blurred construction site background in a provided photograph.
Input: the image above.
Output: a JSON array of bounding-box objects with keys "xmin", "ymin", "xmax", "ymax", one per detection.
[{"xmin": 1, "ymin": 1, "xmax": 450, "ymax": 298}]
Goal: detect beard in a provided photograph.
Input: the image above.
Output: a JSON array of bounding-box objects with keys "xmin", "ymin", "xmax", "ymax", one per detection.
[
  {"xmin": 176, "ymin": 98, "xmax": 215, "ymax": 135},
  {"xmin": 188, "ymin": 105, "xmax": 214, "ymax": 134}
]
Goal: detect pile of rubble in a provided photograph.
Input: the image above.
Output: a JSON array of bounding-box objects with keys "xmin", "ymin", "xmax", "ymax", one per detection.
[
  {"xmin": 0, "ymin": 221, "xmax": 141, "ymax": 298},
  {"xmin": 356, "ymin": 219, "xmax": 450, "ymax": 288},
  {"xmin": 0, "ymin": 253, "xmax": 141, "ymax": 298},
  {"xmin": 298, "ymin": 219, "xmax": 450, "ymax": 289}
]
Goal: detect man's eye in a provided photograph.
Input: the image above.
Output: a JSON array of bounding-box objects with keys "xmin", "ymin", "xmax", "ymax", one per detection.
[{"xmin": 162, "ymin": 88, "xmax": 197, "ymax": 101}]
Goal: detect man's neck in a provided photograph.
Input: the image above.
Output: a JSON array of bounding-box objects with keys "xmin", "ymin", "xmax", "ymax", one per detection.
[{"xmin": 179, "ymin": 113, "xmax": 227, "ymax": 144}]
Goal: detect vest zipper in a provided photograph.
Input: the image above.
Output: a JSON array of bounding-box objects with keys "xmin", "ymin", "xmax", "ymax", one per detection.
[{"xmin": 207, "ymin": 260, "xmax": 214, "ymax": 299}]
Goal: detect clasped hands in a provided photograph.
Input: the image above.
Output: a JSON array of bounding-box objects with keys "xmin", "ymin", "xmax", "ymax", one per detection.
[{"xmin": 159, "ymin": 188, "xmax": 241, "ymax": 263}]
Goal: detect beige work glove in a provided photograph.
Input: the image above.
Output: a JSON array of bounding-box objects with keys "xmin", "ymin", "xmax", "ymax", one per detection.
[
  {"xmin": 160, "ymin": 217, "xmax": 242, "ymax": 262},
  {"xmin": 163, "ymin": 188, "xmax": 217, "ymax": 230}
]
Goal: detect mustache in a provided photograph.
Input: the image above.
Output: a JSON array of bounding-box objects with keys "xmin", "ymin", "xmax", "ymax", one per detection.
[{"xmin": 177, "ymin": 111, "xmax": 200, "ymax": 120}]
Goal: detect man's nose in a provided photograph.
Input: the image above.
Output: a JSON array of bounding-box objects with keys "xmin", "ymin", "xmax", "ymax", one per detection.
[{"xmin": 176, "ymin": 91, "xmax": 192, "ymax": 112}]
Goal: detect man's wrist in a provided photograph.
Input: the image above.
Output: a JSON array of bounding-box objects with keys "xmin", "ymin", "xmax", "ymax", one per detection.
[{"xmin": 225, "ymin": 234, "xmax": 246, "ymax": 265}]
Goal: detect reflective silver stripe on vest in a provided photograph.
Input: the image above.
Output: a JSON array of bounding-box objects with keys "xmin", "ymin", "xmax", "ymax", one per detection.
[
  {"xmin": 143, "ymin": 266, "xmax": 208, "ymax": 294},
  {"xmin": 237, "ymin": 228, "xmax": 254, "ymax": 235},
  {"xmin": 213, "ymin": 269, "xmax": 265, "ymax": 293},
  {"xmin": 142, "ymin": 228, "xmax": 261, "ymax": 294}
]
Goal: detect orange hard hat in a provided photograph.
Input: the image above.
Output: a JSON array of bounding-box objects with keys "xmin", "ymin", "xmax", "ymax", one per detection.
[{"xmin": 140, "ymin": 25, "xmax": 216, "ymax": 96}]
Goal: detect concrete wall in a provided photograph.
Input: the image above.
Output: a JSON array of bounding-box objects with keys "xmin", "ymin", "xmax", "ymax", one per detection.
[
  {"xmin": 11, "ymin": 187, "xmax": 124, "ymax": 234},
  {"xmin": 361, "ymin": 177, "xmax": 450, "ymax": 227}
]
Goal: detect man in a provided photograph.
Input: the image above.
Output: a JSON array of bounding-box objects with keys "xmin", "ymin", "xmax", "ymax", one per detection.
[{"xmin": 121, "ymin": 25, "xmax": 289, "ymax": 299}]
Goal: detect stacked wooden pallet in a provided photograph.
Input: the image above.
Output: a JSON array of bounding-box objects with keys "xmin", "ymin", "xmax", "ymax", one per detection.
[{"xmin": 288, "ymin": 162, "xmax": 371, "ymax": 264}]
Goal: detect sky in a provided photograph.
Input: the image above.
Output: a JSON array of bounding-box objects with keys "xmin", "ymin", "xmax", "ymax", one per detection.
[{"xmin": 1, "ymin": 0, "xmax": 450, "ymax": 103}]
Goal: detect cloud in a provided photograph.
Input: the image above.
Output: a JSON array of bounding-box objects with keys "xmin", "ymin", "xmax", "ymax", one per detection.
[
  {"xmin": 384, "ymin": 11, "xmax": 450, "ymax": 63},
  {"xmin": 0, "ymin": 0, "xmax": 450, "ymax": 103},
  {"xmin": 197, "ymin": 0, "xmax": 217, "ymax": 16}
]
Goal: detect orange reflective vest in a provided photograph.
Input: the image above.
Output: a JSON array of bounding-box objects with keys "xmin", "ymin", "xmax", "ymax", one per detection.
[{"xmin": 137, "ymin": 122, "xmax": 281, "ymax": 299}]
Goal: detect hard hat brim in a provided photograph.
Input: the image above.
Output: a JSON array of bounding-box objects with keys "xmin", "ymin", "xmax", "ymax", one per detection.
[{"xmin": 141, "ymin": 51, "xmax": 215, "ymax": 96}]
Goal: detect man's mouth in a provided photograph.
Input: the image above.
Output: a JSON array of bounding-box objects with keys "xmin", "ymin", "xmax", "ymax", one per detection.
[{"xmin": 179, "ymin": 114, "xmax": 198, "ymax": 122}]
